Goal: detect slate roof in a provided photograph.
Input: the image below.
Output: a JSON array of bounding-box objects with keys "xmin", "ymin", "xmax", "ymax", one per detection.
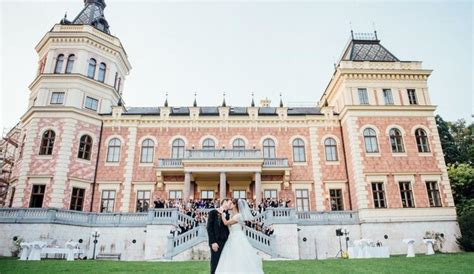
[
  {"xmin": 61, "ymin": 0, "xmax": 110, "ymax": 34},
  {"xmin": 121, "ymin": 106, "xmax": 323, "ymax": 116},
  {"xmin": 341, "ymin": 32, "xmax": 399, "ymax": 62}
]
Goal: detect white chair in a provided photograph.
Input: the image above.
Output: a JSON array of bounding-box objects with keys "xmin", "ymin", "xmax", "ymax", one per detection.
[
  {"xmin": 19, "ymin": 242, "xmax": 32, "ymax": 261},
  {"xmin": 423, "ymin": 239, "xmax": 435, "ymax": 255},
  {"xmin": 65, "ymin": 241, "xmax": 79, "ymax": 261},
  {"xmin": 29, "ymin": 241, "xmax": 46, "ymax": 261},
  {"xmin": 403, "ymin": 239, "xmax": 416, "ymax": 257}
]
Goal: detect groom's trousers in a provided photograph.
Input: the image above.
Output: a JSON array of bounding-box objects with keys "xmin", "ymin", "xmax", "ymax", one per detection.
[{"xmin": 210, "ymin": 240, "xmax": 227, "ymax": 274}]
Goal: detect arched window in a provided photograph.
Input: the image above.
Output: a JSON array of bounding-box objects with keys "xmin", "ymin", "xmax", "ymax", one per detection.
[
  {"xmin": 39, "ymin": 130, "xmax": 55, "ymax": 155},
  {"xmin": 389, "ymin": 128, "xmax": 405, "ymax": 153},
  {"xmin": 140, "ymin": 139, "xmax": 154, "ymax": 163},
  {"xmin": 114, "ymin": 72, "xmax": 119, "ymax": 90},
  {"xmin": 263, "ymin": 138, "xmax": 276, "ymax": 158},
  {"xmin": 77, "ymin": 135, "xmax": 93, "ymax": 160},
  {"xmin": 232, "ymin": 138, "xmax": 245, "ymax": 150},
  {"xmin": 54, "ymin": 54, "xmax": 64, "ymax": 74},
  {"xmin": 292, "ymin": 138, "xmax": 306, "ymax": 162},
  {"xmin": 415, "ymin": 128, "xmax": 430, "ymax": 153},
  {"xmin": 106, "ymin": 138, "xmax": 121, "ymax": 162},
  {"xmin": 98, "ymin": 63, "xmax": 106, "ymax": 82},
  {"xmin": 324, "ymin": 138, "xmax": 338, "ymax": 161},
  {"xmin": 363, "ymin": 128, "xmax": 379, "ymax": 153},
  {"xmin": 87, "ymin": 58, "xmax": 97, "ymax": 79},
  {"xmin": 171, "ymin": 139, "xmax": 185, "ymax": 158},
  {"xmin": 202, "ymin": 138, "xmax": 215, "ymax": 150},
  {"xmin": 65, "ymin": 54, "xmax": 75, "ymax": 74}
]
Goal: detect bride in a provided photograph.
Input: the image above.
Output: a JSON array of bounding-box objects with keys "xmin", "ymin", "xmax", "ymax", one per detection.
[{"xmin": 215, "ymin": 198, "xmax": 264, "ymax": 274}]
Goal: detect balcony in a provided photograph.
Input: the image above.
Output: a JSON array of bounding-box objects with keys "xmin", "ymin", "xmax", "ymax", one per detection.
[{"xmin": 157, "ymin": 149, "xmax": 289, "ymax": 169}]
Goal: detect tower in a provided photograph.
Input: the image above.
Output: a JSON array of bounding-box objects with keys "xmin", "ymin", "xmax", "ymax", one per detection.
[{"xmin": 10, "ymin": 0, "xmax": 131, "ymax": 210}]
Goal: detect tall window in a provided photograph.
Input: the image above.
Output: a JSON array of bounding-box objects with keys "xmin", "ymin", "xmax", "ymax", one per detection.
[
  {"xmin": 399, "ymin": 181, "xmax": 414, "ymax": 208},
  {"xmin": 114, "ymin": 72, "xmax": 119, "ymax": 90},
  {"xmin": 29, "ymin": 185, "xmax": 45, "ymax": 208},
  {"xmin": 292, "ymin": 138, "xmax": 306, "ymax": 162},
  {"xmin": 85, "ymin": 96, "xmax": 99, "ymax": 111},
  {"xmin": 330, "ymin": 189, "xmax": 344, "ymax": 211},
  {"xmin": 98, "ymin": 63, "xmax": 106, "ymax": 82},
  {"xmin": 136, "ymin": 190, "xmax": 150, "ymax": 212},
  {"xmin": 201, "ymin": 190, "xmax": 214, "ymax": 201},
  {"xmin": 39, "ymin": 130, "xmax": 55, "ymax": 155},
  {"xmin": 100, "ymin": 190, "xmax": 115, "ymax": 212},
  {"xmin": 358, "ymin": 88, "xmax": 369, "ymax": 105},
  {"xmin": 324, "ymin": 138, "xmax": 338, "ymax": 161},
  {"xmin": 50, "ymin": 92, "xmax": 65, "ymax": 105},
  {"xmin": 232, "ymin": 138, "xmax": 245, "ymax": 150},
  {"xmin": 140, "ymin": 139, "xmax": 154, "ymax": 163},
  {"xmin": 407, "ymin": 89, "xmax": 418, "ymax": 105},
  {"xmin": 106, "ymin": 138, "xmax": 121, "ymax": 162},
  {"xmin": 263, "ymin": 138, "xmax": 276, "ymax": 158},
  {"xmin": 87, "ymin": 58, "xmax": 97, "ymax": 79},
  {"xmin": 295, "ymin": 189, "xmax": 309, "ymax": 211},
  {"xmin": 65, "ymin": 54, "xmax": 75, "ymax": 74},
  {"xmin": 70, "ymin": 187, "xmax": 85, "ymax": 211},
  {"xmin": 389, "ymin": 128, "xmax": 405, "ymax": 153},
  {"xmin": 233, "ymin": 190, "xmax": 246, "ymax": 199},
  {"xmin": 169, "ymin": 190, "xmax": 182, "ymax": 202},
  {"xmin": 363, "ymin": 128, "xmax": 379, "ymax": 153},
  {"xmin": 383, "ymin": 89, "xmax": 394, "ymax": 105},
  {"xmin": 415, "ymin": 128, "xmax": 430, "ymax": 153},
  {"xmin": 171, "ymin": 138, "xmax": 185, "ymax": 158},
  {"xmin": 426, "ymin": 181, "xmax": 442, "ymax": 207},
  {"xmin": 77, "ymin": 135, "xmax": 93, "ymax": 160},
  {"xmin": 372, "ymin": 182, "xmax": 386, "ymax": 208},
  {"xmin": 264, "ymin": 189, "xmax": 277, "ymax": 199},
  {"xmin": 54, "ymin": 54, "xmax": 64, "ymax": 74},
  {"xmin": 117, "ymin": 77, "xmax": 122, "ymax": 93},
  {"xmin": 202, "ymin": 138, "xmax": 215, "ymax": 150}
]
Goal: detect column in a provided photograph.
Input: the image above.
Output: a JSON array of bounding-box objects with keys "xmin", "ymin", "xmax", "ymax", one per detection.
[
  {"xmin": 255, "ymin": 172, "xmax": 262, "ymax": 204},
  {"xmin": 220, "ymin": 172, "xmax": 226, "ymax": 199},
  {"xmin": 184, "ymin": 172, "xmax": 191, "ymax": 201}
]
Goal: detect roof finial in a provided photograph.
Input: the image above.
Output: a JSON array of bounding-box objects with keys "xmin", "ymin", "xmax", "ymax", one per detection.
[
  {"xmin": 350, "ymin": 21, "xmax": 354, "ymax": 39},
  {"xmin": 222, "ymin": 92, "xmax": 226, "ymax": 107},
  {"xmin": 372, "ymin": 22, "xmax": 378, "ymax": 40},
  {"xmin": 279, "ymin": 93, "xmax": 284, "ymax": 107},
  {"xmin": 64, "ymin": 12, "xmax": 67, "ymax": 19},
  {"xmin": 251, "ymin": 92, "xmax": 255, "ymax": 107},
  {"xmin": 164, "ymin": 92, "xmax": 168, "ymax": 107},
  {"xmin": 193, "ymin": 92, "xmax": 197, "ymax": 107}
]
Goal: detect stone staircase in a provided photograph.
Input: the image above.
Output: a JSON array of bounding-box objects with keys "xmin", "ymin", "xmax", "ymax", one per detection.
[{"xmin": 164, "ymin": 209, "xmax": 276, "ymax": 260}]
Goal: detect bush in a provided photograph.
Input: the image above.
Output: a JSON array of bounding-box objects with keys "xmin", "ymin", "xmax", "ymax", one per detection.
[{"xmin": 457, "ymin": 210, "xmax": 474, "ymax": 251}]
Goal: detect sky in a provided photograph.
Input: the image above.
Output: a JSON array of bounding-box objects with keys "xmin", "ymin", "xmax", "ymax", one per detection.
[{"xmin": 0, "ymin": 0, "xmax": 472, "ymax": 131}]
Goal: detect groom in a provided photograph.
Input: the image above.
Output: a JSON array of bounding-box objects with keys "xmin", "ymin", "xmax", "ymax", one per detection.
[{"xmin": 206, "ymin": 198, "xmax": 230, "ymax": 274}]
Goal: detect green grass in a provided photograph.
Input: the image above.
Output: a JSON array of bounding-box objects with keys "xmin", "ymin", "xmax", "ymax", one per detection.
[{"xmin": 0, "ymin": 253, "xmax": 473, "ymax": 274}]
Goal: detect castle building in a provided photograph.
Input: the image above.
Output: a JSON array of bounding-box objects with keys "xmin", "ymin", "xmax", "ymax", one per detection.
[{"xmin": 0, "ymin": 0, "xmax": 460, "ymax": 260}]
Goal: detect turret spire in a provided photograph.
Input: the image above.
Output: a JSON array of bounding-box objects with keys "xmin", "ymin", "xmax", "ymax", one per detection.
[{"xmin": 63, "ymin": 0, "xmax": 110, "ymax": 34}]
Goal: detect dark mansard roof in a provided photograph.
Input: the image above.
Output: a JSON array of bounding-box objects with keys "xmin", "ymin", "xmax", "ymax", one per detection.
[
  {"xmin": 120, "ymin": 106, "xmax": 323, "ymax": 116},
  {"xmin": 60, "ymin": 0, "xmax": 110, "ymax": 34},
  {"xmin": 341, "ymin": 32, "xmax": 399, "ymax": 62}
]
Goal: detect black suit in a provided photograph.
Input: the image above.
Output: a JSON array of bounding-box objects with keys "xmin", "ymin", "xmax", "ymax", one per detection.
[{"xmin": 206, "ymin": 209, "xmax": 229, "ymax": 274}]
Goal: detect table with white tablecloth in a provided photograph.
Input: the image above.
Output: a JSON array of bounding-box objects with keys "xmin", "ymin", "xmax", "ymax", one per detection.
[{"xmin": 348, "ymin": 246, "xmax": 390, "ymax": 259}]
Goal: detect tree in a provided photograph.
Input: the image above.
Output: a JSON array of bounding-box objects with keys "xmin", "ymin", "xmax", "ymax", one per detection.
[
  {"xmin": 436, "ymin": 115, "xmax": 473, "ymax": 166},
  {"xmin": 448, "ymin": 163, "xmax": 474, "ymax": 216}
]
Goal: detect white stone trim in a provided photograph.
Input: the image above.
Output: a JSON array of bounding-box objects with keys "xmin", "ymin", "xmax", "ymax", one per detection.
[
  {"xmin": 137, "ymin": 135, "xmax": 158, "ymax": 146},
  {"xmin": 199, "ymin": 135, "xmax": 219, "ymax": 148},
  {"xmin": 410, "ymin": 125, "xmax": 431, "ymax": 136},
  {"xmin": 309, "ymin": 127, "xmax": 324, "ymax": 211},
  {"xmin": 169, "ymin": 135, "xmax": 189, "ymax": 146},
  {"xmin": 420, "ymin": 174, "xmax": 441, "ymax": 182},
  {"xmin": 77, "ymin": 130, "xmax": 98, "ymax": 144},
  {"xmin": 104, "ymin": 135, "xmax": 125, "ymax": 145},
  {"xmin": 359, "ymin": 124, "xmax": 381, "ymax": 136},
  {"xmin": 385, "ymin": 124, "xmax": 407, "ymax": 136},
  {"xmin": 120, "ymin": 127, "xmax": 137, "ymax": 212},
  {"xmin": 288, "ymin": 135, "xmax": 308, "ymax": 146},
  {"xmin": 50, "ymin": 118, "xmax": 77, "ymax": 208},
  {"xmin": 70, "ymin": 179, "xmax": 92, "ymax": 190},
  {"xmin": 229, "ymin": 135, "xmax": 249, "ymax": 148},
  {"xmin": 320, "ymin": 134, "xmax": 341, "ymax": 145},
  {"xmin": 259, "ymin": 135, "xmax": 278, "ymax": 147},
  {"xmin": 98, "ymin": 183, "xmax": 120, "ymax": 192},
  {"xmin": 133, "ymin": 184, "xmax": 155, "ymax": 191}
]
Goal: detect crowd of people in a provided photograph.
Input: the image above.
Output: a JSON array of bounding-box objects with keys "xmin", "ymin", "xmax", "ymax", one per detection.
[{"xmin": 158, "ymin": 197, "xmax": 291, "ymax": 238}]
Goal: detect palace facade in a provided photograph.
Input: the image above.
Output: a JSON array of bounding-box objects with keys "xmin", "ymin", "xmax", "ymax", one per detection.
[{"xmin": 0, "ymin": 0, "xmax": 461, "ymax": 260}]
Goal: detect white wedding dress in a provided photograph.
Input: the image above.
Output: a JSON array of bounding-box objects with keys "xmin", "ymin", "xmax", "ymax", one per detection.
[{"xmin": 215, "ymin": 213, "xmax": 264, "ymax": 274}]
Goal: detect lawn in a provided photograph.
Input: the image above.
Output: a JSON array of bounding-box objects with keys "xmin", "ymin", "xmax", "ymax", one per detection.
[{"xmin": 0, "ymin": 253, "xmax": 473, "ymax": 274}]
